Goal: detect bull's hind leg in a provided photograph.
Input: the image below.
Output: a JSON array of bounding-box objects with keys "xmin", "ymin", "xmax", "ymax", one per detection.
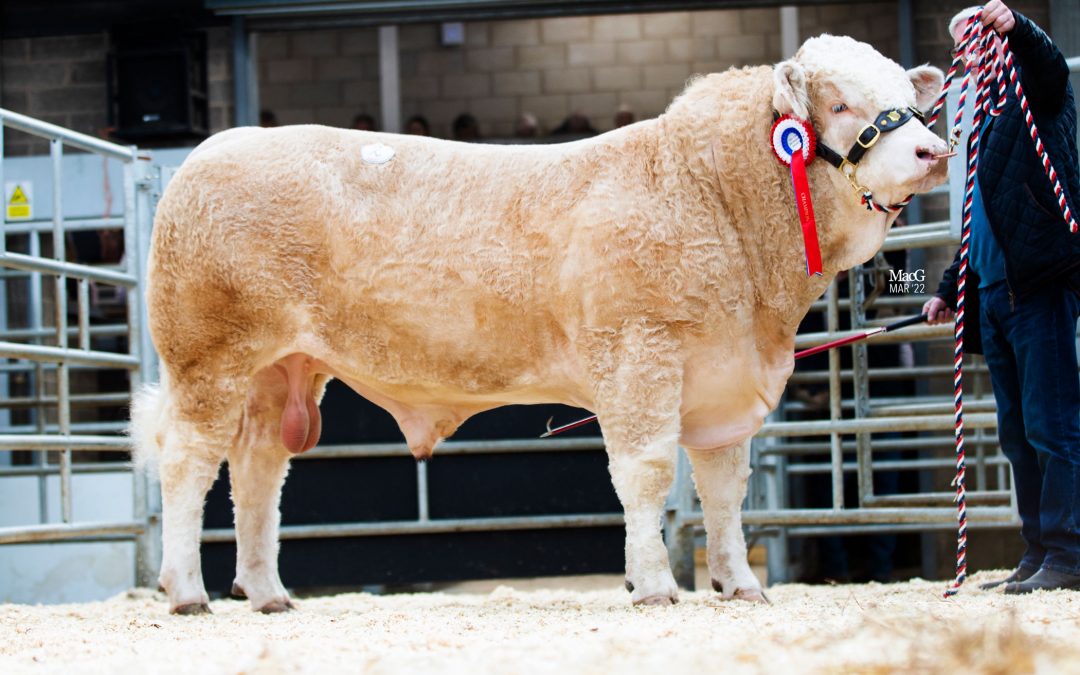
[
  {"xmin": 588, "ymin": 324, "xmax": 682, "ymax": 606},
  {"xmin": 157, "ymin": 382, "xmax": 245, "ymax": 615},
  {"xmin": 686, "ymin": 440, "xmax": 766, "ymax": 602},
  {"xmin": 227, "ymin": 365, "xmax": 328, "ymax": 613}
]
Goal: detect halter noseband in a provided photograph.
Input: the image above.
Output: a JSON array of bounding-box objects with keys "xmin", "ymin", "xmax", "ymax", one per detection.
[{"xmin": 816, "ymin": 107, "xmax": 924, "ymax": 188}]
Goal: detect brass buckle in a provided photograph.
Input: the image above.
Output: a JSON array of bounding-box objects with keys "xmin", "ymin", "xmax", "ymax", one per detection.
[{"xmin": 856, "ymin": 124, "xmax": 880, "ymax": 150}]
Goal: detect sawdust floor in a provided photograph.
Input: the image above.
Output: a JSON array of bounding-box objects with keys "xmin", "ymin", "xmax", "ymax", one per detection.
[{"xmin": 2, "ymin": 570, "xmax": 1080, "ymax": 674}]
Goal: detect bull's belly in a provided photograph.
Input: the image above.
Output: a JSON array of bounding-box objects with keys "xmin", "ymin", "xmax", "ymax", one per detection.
[{"xmin": 275, "ymin": 347, "xmax": 591, "ymax": 459}]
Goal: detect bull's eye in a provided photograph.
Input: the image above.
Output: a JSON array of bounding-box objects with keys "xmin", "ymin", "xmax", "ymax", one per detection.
[{"xmin": 831, "ymin": 103, "xmax": 848, "ymax": 114}]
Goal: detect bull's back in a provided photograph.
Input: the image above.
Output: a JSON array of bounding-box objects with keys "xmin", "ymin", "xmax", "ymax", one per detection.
[{"xmin": 148, "ymin": 125, "xmax": 615, "ymax": 391}]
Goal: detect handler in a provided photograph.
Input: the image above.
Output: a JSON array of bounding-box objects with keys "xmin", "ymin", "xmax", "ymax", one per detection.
[{"xmin": 923, "ymin": 0, "xmax": 1080, "ymax": 593}]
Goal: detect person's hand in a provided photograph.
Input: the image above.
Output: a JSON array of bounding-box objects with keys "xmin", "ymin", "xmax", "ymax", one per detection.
[
  {"xmin": 923, "ymin": 296, "xmax": 954, "ymax": 325},
  {"xmin": 981, "ymin": 0, "xmax": 1016, "ymax": 33}
]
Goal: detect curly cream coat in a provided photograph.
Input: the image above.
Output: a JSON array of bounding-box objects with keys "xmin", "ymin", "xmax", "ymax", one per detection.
[{"xmin": 132, "ymin": 34, "xmax": 948, "ymax": 613}]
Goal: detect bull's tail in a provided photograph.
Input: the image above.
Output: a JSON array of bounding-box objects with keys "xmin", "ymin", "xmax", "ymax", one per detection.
[{"xmin": 128, "ymin": 373, "xmax": 172, "ymax": 475}]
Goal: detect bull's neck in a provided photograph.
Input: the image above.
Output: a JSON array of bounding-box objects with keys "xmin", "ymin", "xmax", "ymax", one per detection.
[
  {"xmin": 652, "ymin": 73, "xmax": 891, "ymax": 342},
  {"xmin": 657, "ymin": 95, "xmax": 817, "ymax": 334}
]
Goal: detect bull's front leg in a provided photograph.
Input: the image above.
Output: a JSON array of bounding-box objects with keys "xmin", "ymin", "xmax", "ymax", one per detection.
[
  {"xmin": 686, "ymin": 440, "xmax": 767, "ymax": 602},
  {"xmin": 587, "ymin": 324, "xmax": 682, "ymax": 606}
]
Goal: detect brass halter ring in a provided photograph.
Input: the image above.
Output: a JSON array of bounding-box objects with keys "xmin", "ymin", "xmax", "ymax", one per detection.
[{"xmin": 840, "ymin": 160, "xmax": 870, "ymax": 194}]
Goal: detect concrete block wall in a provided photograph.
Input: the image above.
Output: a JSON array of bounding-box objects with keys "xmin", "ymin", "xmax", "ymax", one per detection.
[
  {"xmin": 1, "ymin": 33, "xmax": 110, "ymax": 156},
  {"xmin": 1, "ymin": 1, "xmax": 1056, "ymax": 154},
  {"xmin": 253, "ymin": 4, "xmax": 917, "ymax": 140},
  {"xmin": 257, "ymin": 28, "xmax": 381, "ymax": 128},
  {"xmin": 798, "ymin": 3, "xmax": 901, "ymax": 60},
  {"xmin": 256, "ymin": 9, "xmax": 773, "ymax": 139},
  {"xmin": 1, "ymin": 27, "xmax": 232, "ymax": 157}
]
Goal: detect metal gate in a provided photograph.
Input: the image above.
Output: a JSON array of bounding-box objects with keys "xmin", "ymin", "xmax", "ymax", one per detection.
[{"xmin": 0, "ymin": 109, "xmax": 158, "ymax": 591}]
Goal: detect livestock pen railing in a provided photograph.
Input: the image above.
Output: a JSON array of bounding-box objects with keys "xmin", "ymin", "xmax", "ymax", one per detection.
[
  {"xmin": 202, "ymin": 436, "xmax": 622, "ymax": 545},
  {"xmin": 0, "ymin": 108, "xmax": 158, "ymax": 588}
]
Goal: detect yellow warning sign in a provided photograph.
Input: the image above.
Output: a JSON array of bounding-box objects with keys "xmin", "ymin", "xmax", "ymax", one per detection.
[{"xmin": 5, "ymin": 181, "xmax": 32, "ymax": 221}]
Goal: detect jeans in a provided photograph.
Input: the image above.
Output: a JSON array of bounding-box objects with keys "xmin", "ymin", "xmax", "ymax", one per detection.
[{"xmin": 980, "ymin": 280, "xmax": 1080, "ymax": 574}]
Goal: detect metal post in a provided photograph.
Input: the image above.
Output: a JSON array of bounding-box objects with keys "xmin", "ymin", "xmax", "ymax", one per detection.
[
  {"xmin": 50, "ymin": 138, "xmax": 73, "ymax": 524},
  {"xmin": 897, "ymin": 0, "xmax": 923, "ymax": 226},
  {"xmin": 232, "ymin": 16, "xmax": 258, "ymax": 128},
  {"xmin": 51, "ymin": 139, "xmax": 63, "ymax": 262},
  {"xmin": 0, "ymin": 122, "xmax": 8, "ymax": 460},
  {"xmin": 130, "ymin": 158, "xmax": 157, "ymax": 387},
  {"xmin": 416, "ymin": 460, "xmax": 429, "ymax": 522},
  {"xmin": 56, "ymin": 275, "xmax": 71, "ymax": 523},
  {"xmin": 826, "ymin": 281, "xmax": 844, "ymax": 510},
  {"xmin": 761, "ymin": 432, "xmax": 789, "ymax": 584},
  {"xmin": 850, "ymin": 269, "xmax": 873, "ymax": 507},
  {"xmin": 127, "ymin": 156, "xmax": 161, "ymax": 588},
  {"xmin": 379, "ymin": 25, "xmax": 401, "ymax": 134},
  {"xmin": 29, "ymin": 194, "xmax": 48, "ymax": 522},
  {"xmin": 664, "ymin": 448, "xmax": 696, "ymax": 590},
  {"xmin": 779, "ymin": 6, "xmax": 799, "ymax": 58},
  {"xmin": 77, "ymin": 279, "xmax": 89, "ymax": 351}
]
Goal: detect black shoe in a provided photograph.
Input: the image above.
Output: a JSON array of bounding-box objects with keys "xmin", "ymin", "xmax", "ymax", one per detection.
[
  {"xmin": 978, "ymin": 564, "xmax": 1039, "ymax": 590},
  {"xmin": 1004, "ymin": 567, "xmax": 1080, "ymax": 595}
]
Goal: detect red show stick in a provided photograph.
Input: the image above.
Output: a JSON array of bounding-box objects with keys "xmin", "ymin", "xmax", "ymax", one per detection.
[{"xmin": 540, "ymin": 313, "xmax": 929, "ymax": 438}]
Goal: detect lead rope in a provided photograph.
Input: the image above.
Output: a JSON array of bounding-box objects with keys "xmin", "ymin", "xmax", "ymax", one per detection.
[{"xmin": 926, "ymin": 10, "xmax": 1079, "ymax": 598}]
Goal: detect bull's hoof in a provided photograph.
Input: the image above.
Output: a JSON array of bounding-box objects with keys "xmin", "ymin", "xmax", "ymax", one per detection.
[
  {"xmin": 172, "ymin": 602, "xmax": 212, "ymax": 616},
  {"xmin": 711, "ymin": 578, "xmax": 723, "ymax": 593},
  {"xmin": 624, "ymin": 579, "xmax": 635, "ymax": 593},
  {"xmin": 733, "ymin": 588, "xmax": 770, "ymax": 604},
  {"xmin": 633, "ymin": 594, "xmax": 677, "ymax": 606},
  {"xmin": 231, "ymin": 582, "xmax": 247, "ymax": 599},
  {"xmin": 258, "ymin": 599, "xmax": 296, "ymax": 614}
]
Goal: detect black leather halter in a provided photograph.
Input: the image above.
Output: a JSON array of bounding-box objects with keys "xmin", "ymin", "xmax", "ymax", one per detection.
[{"xmin": 814, "ymin": 107, "xmax": 926, "ymax": 180}]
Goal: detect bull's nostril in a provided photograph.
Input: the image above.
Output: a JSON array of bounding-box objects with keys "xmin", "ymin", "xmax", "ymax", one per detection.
[{"xmin": 917, "ymin": 147, "xmax": 951, "ymax": 161}]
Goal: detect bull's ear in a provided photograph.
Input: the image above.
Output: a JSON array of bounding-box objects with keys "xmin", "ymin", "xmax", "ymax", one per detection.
[
  {"xmin": 907, "ymin": 65, "xmax": 945, "ymax": 111},
  {"xmin": 773, "ymin": 60, "xmax": 810, "ymax": 119}
]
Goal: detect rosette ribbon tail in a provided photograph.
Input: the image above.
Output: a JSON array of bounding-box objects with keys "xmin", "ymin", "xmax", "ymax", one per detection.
[{"xmin": 789, "ymin": 148, "xmax": 823, "ymax": 276}]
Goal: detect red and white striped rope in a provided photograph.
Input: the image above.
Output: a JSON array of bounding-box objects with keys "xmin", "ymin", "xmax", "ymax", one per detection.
[
  {"xmin": 861, "ymin": 192, "xmax": 912, "ymax": 213},
  {"xmin": 941, "ymin": 21, "xmax": 979, "ymax": 598}
]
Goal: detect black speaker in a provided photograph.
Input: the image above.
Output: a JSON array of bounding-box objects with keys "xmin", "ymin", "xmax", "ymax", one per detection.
[{"xmin": 111, "ymin": 31, "xmax": 208, "ymax": 141}]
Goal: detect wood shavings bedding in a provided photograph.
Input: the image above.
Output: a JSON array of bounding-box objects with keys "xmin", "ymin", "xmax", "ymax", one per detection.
[{"xmin": 2, "ymin": 573, "xmax": 1079, "ymax": 675}]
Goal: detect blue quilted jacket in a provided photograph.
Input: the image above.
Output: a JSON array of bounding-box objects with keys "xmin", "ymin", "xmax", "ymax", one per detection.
[{"xmin": 934, "ymin": 11, "xmax": 1080, "ymax": 354}]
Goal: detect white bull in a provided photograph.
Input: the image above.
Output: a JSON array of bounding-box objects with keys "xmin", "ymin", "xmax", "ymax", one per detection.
[{"xmin": 132, "ymin": 34, "xmax": 948, "ymax": 613}]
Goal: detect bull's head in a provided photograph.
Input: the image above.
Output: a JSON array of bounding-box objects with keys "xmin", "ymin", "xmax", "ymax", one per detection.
[{"xmin": 773, "ymin": 35, "xmax": 949, "ymax": 212}]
